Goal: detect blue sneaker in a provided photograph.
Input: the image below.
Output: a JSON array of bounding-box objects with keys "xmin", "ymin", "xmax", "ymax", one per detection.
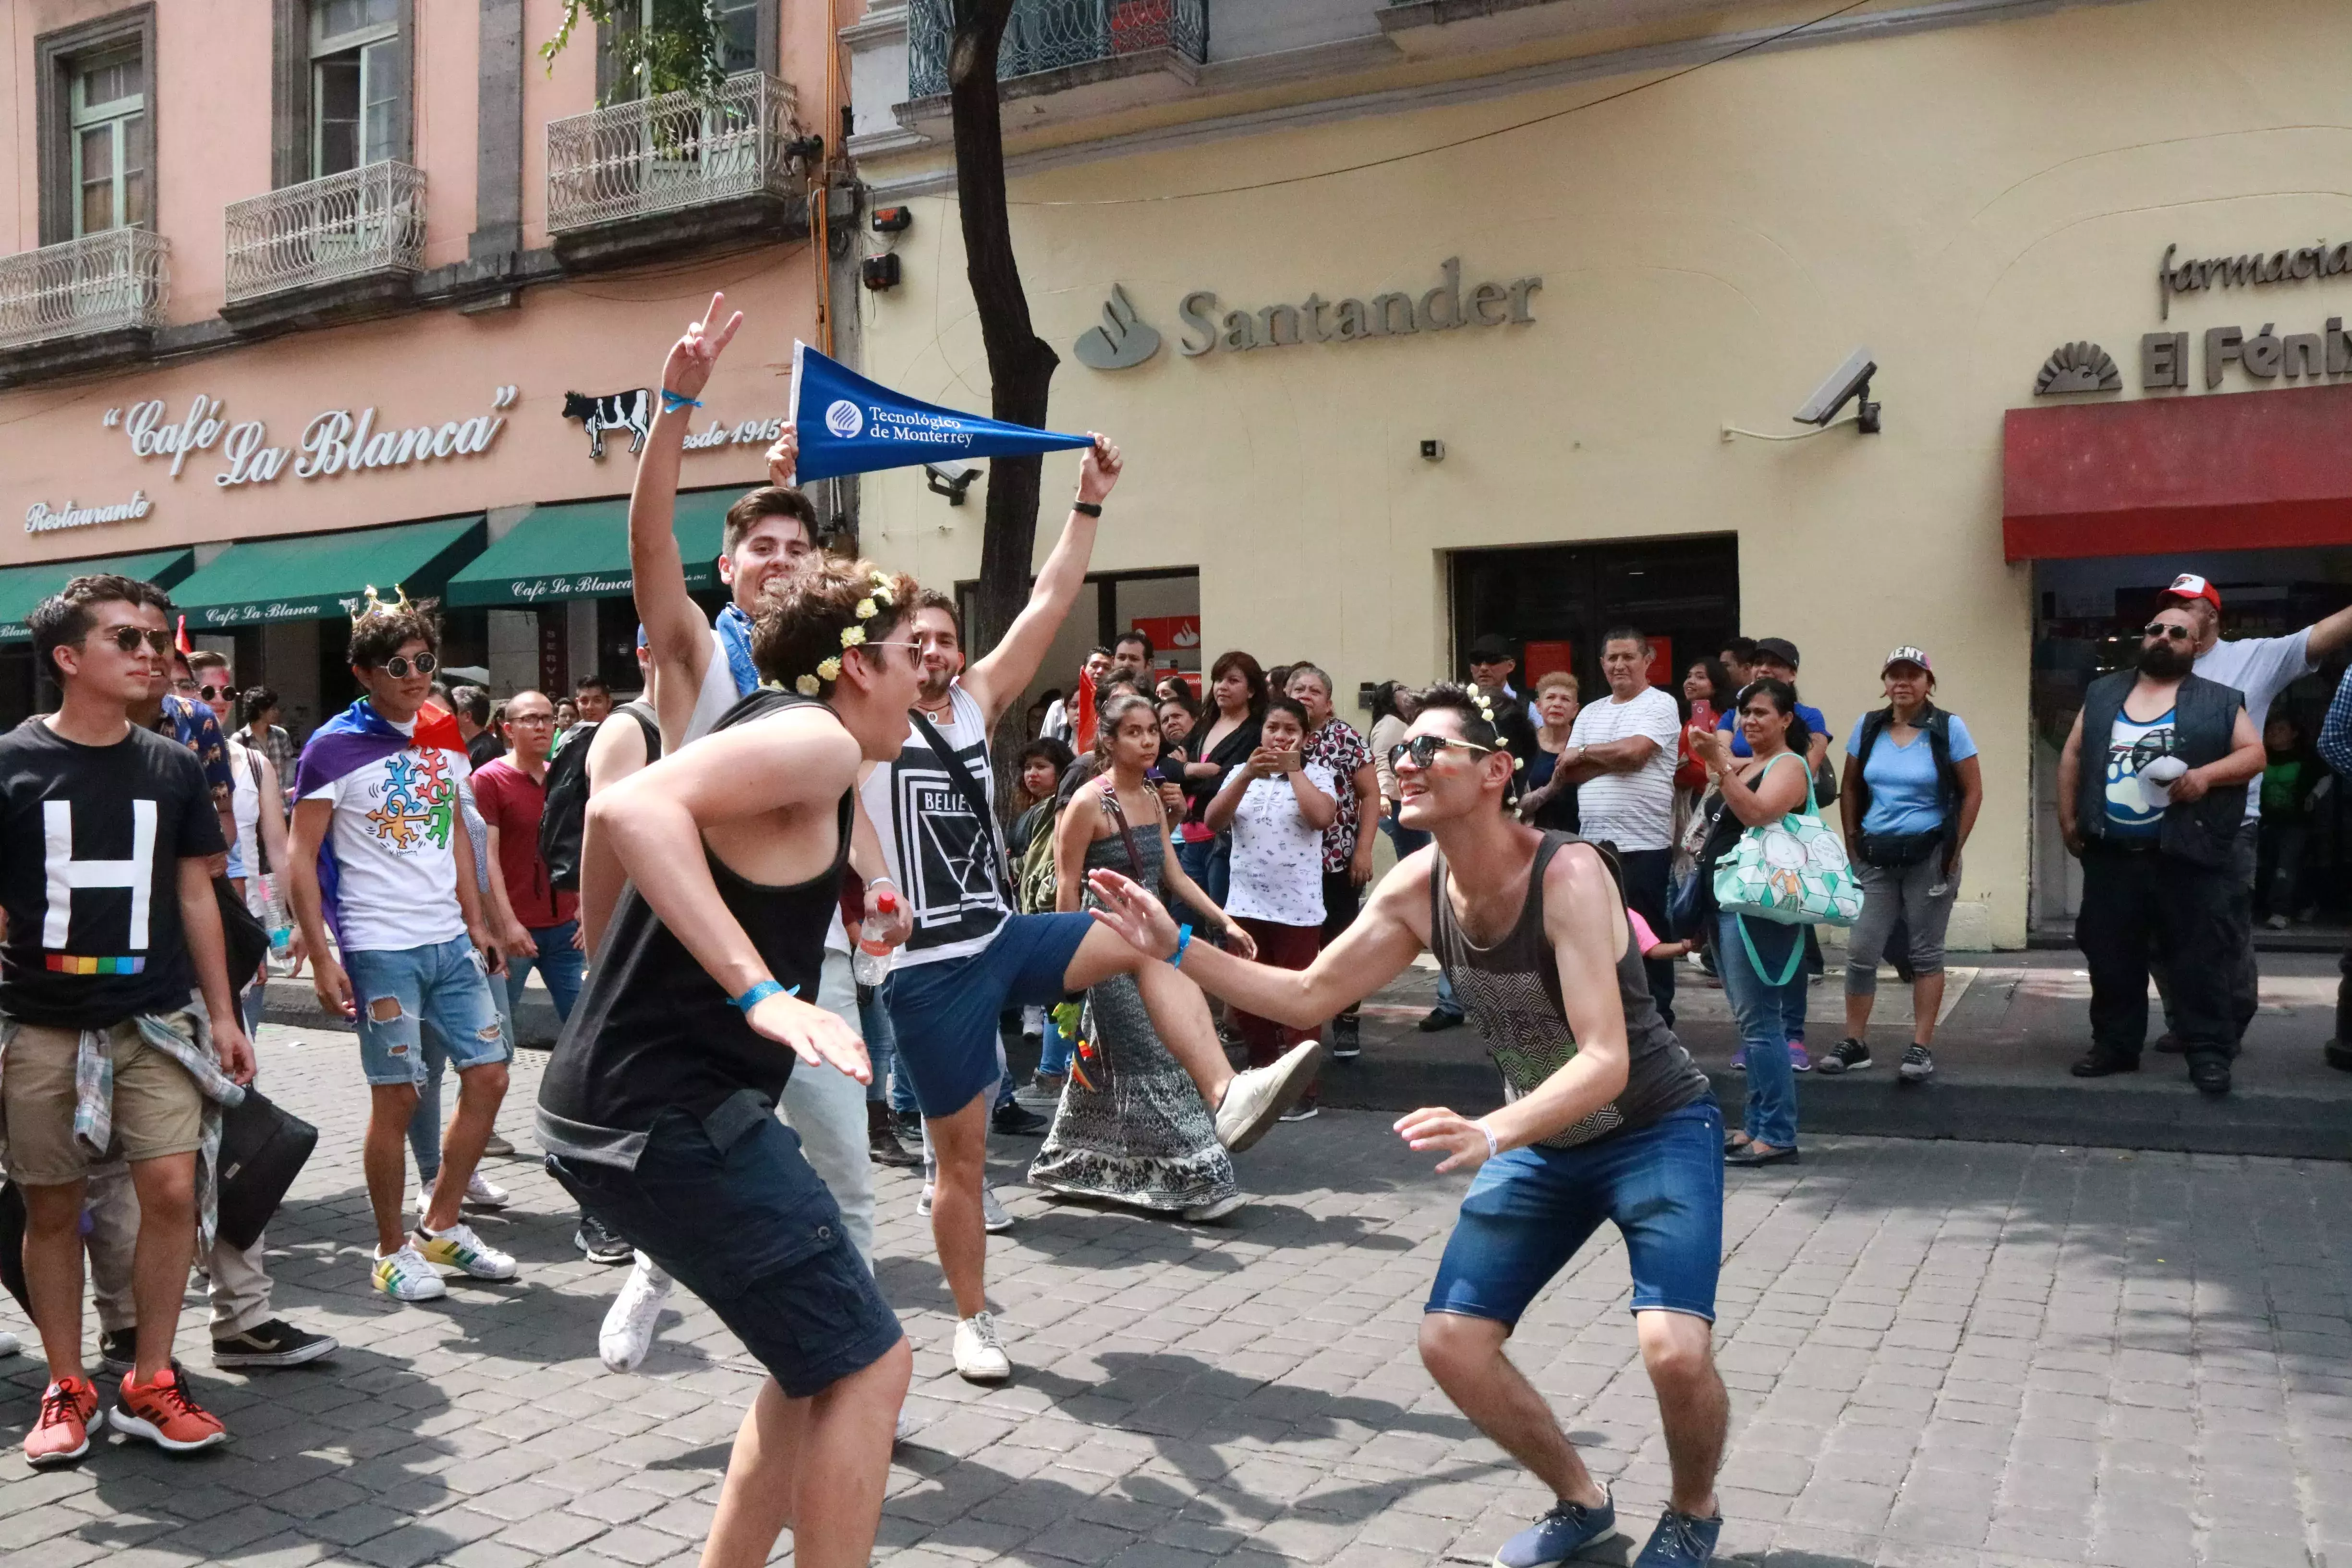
[
  {"xmin": 1492, "ymin": 1490, "xmax": 1615, "ymax": 1568},
  {"xmin": 1632, "ymin": 1508, "xmax": 1722, "ymax": 1567}
]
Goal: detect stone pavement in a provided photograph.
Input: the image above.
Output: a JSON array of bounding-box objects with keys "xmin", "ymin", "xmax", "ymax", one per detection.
[{"xmin": 2, "ymin": 1023, "xmax": 2349, "ymax": 1568}]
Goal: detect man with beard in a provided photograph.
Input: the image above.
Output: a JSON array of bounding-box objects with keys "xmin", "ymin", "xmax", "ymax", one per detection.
[{"xmin": 2056, "ymin": 602, "xmax": 2265, "ymax": 1094}]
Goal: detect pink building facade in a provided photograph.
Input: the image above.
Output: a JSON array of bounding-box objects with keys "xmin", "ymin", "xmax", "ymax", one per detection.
[{"xmin": 0, "ymin": 0, "xmax": 857, "ymax": 731}]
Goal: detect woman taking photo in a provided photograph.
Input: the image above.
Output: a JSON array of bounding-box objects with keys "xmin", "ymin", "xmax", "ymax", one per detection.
[
  {"xmin": 1205, "ymin": 696, "xmax": 1336, "ymax": 1120},
  {"xmin": 1514, "ymin": 671, "xmax": 1582, "ymax": 832},
  {"xmin": 1688, "ymin": 679, "xmax": 1813, "ymax": 1167},
  {"xmin": 1032, "ymin": 695, "xmax": 1254, "ymax": 1221},
  {"xmin": 1823, "ymin": 647, "xmax": 1983, "ymax": 1082},
  {"xmin": 1180, "ymin": 650, "xmax": 1268, "ymax": 907}
]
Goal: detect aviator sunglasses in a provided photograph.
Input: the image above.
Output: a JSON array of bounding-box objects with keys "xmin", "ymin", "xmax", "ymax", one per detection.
[
  {"xmin": 96, "ymin": 626, "xmax": 173, "ymax": 655},
  {"xmin": 372, "ymin": 652, "xmax": 439, "ymax": 678},
  {"xmin": 1387, "ymin": 734, "xmax": 1499, "ymax": 771},
  {"xmin": 2141, "ymin": 622, "xmax": 2195, "ymax": 642}
]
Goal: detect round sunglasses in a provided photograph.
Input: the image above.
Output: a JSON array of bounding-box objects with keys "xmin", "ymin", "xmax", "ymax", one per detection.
[{"xmin": 368, "ymin": 652, "xmax": 439, "ymax": 678}]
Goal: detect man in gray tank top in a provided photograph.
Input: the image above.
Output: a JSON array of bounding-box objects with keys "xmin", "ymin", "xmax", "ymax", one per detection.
[{"xmin": 1083, "ymin": 685, "xmax": 1731, "ymax": 1568}]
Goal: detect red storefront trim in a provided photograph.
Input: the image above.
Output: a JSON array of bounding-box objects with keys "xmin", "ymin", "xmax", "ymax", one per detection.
[{"xmin": 2002, "ymin": 381, "xmax": 2352, "ymax": 561}]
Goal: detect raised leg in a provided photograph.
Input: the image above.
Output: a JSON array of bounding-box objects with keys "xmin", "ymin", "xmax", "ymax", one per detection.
[{"xmin": 1064, "ymin": 922, "xmax": 1234, "ymax": 1105}]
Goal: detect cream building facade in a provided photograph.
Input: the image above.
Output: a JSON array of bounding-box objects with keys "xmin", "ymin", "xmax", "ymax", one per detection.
[{"xmin": 838, "ymin": 0, "xmax": 2352, "ymax": 951}]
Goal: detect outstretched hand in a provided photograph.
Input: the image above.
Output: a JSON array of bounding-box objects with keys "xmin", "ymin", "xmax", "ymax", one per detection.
[
  {"xmin": 1085, "ymin": 867, "xmax": 1180, "ymax": 960},
  {"xmin": 663, "ymin": 292, "xmax": 744, "ymax": 403},
  {"xmin": 1394, "ymin": 1106, "xmax": 1495, "ymax": 1174},
  {"xmin": 746, "ymin": 990, "xmax": 873, "ymax": 1083},
  {"xmin": 1078, "ymin": 434, "xmax": 1124, "ymax": 505}
]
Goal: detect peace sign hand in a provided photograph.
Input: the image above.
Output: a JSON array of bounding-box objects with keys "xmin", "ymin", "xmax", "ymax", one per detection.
[{"xmin": 663, "ymin": 292, "xmax": 745, "ymax": 404}]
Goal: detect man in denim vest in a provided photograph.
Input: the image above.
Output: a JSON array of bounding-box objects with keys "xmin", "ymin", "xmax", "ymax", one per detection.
[{"xmin": 2056, "ymin": 604, "xmax": 2265, "ymax": 1094}]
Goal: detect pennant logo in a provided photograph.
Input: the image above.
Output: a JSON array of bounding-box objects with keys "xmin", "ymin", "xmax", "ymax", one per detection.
[
  {"xmin": 824, "ymin": 399, "xmax": 865, "ymax": 439},
  {"xmin": 788, "ymin": 343, "xmax": 1095, "ymax": 483}
]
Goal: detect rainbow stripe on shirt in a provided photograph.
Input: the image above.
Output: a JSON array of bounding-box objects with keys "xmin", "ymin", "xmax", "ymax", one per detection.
[{"xmin": 44, "ymin": 954, "xmax": 146, "ymax": 974}]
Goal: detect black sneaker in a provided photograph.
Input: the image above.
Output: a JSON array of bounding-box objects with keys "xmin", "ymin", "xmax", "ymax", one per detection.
[
  {"xmin": 1815, "ymin": 1038, "xmax": 1871, "ymax": 1075},
  {"xmin": 2070, "ymin": 1050, "xmax": 2139, "ymax": 1077},
  {"xmin": 2153, "ymin": 1032, "xmax": 2187, "ymax": 1055},
  {"xmin": 573, "ymin": 1213, "xmax": 635, "ymax": 1265},
  {"xmin": 992, "ymin": 1100, "xmax": 1048, "ymax": 1136},
  {"xmin": 212, "ymin": 1319, "xmax": 338, "ymax": 1369},
  {"xmin": 1898, "ymin": 1043, "xmax": 1935, "ymax": 1083},
  {"xmin": 891, "ymin": 1108, "xmax": 924, "ymax": 1142},
  {"xmin": 1328, "ymin": 1012, "xmax": 1361, "ymax": 1061},
  {"xmin": 1417, "ymin": 1008, "xmax": 1466, "ymax": 1033},
  {"xmin": 2189, "ymin": 1058, "xmax": 2231, "ymax": 1096},
  {"xmin": 97, "ymin": 1327, "xmax": 137, "ymax": 1377}
]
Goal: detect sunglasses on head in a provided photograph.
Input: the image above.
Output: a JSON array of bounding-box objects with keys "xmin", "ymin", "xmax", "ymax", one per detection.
[
  {"xmin": 372, "ymin": 651, "xmax": 438, "ymax": 678},
  {"xmin": 2142, "ymin": 622, "xmax": 2194, "ymax": 642},
  {"xmin": 1388, "ymin": 734, "xmax": 1499, "ymax": 771},
  {"xmin": 99, "ymin": 626, "xmax": 171, "ymax": 655}
]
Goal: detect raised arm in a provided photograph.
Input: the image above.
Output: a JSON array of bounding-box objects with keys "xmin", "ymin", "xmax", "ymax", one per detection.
[
  {"xmin": 1085, "ymin": 851, "xmax": 1431, "ymax": 1026},
  {"xmin": 2305, "ymin": 601, "xmax": 2352, "ymax": 662},
  {"xmin": 632, "ymin": 293, "xmax": 742, "ymax": 739},
  {"xmin": 961, "ymin": 438, "xmax": 1124, "ymax": 725}
]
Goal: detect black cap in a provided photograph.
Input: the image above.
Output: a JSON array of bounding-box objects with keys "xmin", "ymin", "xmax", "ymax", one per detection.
[
  {"xmin": 1754, "ymin": 636, "xmax": 1801, "ymax": 669},
  {"xmin": 1467, "ymin": 633, "xmax": 1513, "ymax": 661}
]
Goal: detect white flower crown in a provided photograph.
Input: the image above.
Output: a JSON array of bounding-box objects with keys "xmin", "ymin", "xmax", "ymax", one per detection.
[{"xmin": 784, "ymin": 571, "xmax": 898, "ymax": 697}]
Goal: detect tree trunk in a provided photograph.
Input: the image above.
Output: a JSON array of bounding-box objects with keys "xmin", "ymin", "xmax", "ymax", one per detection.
[{"xmin": 947, "ymin": 0, "xmax": 1060, "ymax": 802}]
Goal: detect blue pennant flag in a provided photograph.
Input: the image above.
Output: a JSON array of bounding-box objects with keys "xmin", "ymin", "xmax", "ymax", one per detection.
[{"xmin": 789, "ymin": 341, "xmax": 1095, "ymax": 483}]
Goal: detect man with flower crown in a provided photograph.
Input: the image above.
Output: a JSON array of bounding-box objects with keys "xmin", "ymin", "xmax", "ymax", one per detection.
[{"xmin": 285, "ymin": 587, "xmax": 521, "ymax": 1304}]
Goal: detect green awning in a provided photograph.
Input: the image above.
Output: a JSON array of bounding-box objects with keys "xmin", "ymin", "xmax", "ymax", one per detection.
[
  {"xmin": 0, "ymin": 549, "xmax": 196, "ymax": 643},
  {"xmin": 443, "ymin": 488, "xmax": 737, "ymax": 608},
  {"xmin": 171, "ymin": 515, "xmax": 486, "ymax": 630}
]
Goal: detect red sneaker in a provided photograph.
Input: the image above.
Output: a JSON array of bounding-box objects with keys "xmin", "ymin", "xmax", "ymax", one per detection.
[
  {"xmin": 110, "ymin": 1365, "xmax": 228, "ymax": 1453},
  {"xmin": 26, "ymin": 1376, "xmax": 99, "ymax": 1467}
]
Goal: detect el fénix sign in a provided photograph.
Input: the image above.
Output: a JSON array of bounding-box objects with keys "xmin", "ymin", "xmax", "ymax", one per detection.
[{"xmin": 1074, "ymin": 258, "xmax": 1540, "ymax": 370}]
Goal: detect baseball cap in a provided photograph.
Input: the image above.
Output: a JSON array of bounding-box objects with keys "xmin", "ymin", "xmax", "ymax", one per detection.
[
  {"xmin": 1466, "ymin": 633, "xmax": 1514, "ymax": 662},
  {"xmin": 1881, "ymin": 645, "xmax": 1932, "ymax": 674},
  {"xmin": 2163, "ymin": 572, "xmax": 2221, "ymax": 609},
  {"xmin": 1753, "ymin": 636, "xmax": 1801, "ymax": 669}
]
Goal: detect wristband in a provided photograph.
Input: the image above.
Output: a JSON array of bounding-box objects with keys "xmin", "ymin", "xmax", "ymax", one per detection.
[
  {"xmin": 661, "ymin": 389, "xmax": 703, "ymax": 412},
  {"xmin": 732, "ymin": 979, "xmax": 785, "ymax": 1012},
  {"xmin": 867, "ymin": 875, "xmax": 896, "ymax": 889},
  {"xmin": 1073, "ymin": 501, "xmax": 1103, "ymax": 517},
  {"xmin": 1476, "ymin": 1121, "xmax": 1500, "ymax": 1162},
  {"xmin": 1170, "ymin": 923, "xmax": 1193, "ymax": 967}
]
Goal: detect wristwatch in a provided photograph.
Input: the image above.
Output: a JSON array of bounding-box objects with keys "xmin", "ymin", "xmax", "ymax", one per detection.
[{"xmin": 1073, "ymin": 500, "xmax": 1103, "ymax": 517}]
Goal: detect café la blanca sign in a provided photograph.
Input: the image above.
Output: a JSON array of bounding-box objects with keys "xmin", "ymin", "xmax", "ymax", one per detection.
[{"xmin": 101, "ymin": 385, "xmax": 521, "ymax": 489}]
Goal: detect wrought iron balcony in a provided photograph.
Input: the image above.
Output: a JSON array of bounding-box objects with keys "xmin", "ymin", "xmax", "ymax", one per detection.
[
  {"xmin": 908, "ymin": 0, "xmax": 1207, "ymax": 99},
  {"xmin": 0, "ymin": 228, "xmax": 170, "ymax": 352},
  {"xmin": 546, "ymin": 72, "xmax": 802, "ymax": 235},
  {"xmin": 223, "ymin": 161, "xmax": 426, "ymax": 306}
]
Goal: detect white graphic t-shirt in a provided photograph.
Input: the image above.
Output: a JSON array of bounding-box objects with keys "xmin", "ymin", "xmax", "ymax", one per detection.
[
  {"xmin": 2194, "ymin": 629, "xmax": 2313, "ymax": 822},
  {"xmin": 1223, "ymin": 762, "xmax": 1336, "ymax": 928},
  {"xmin": 304, "ymin": 716, "xmax": 470, "ymax": 953},
  {"xmin": 2102, "ymin": 706, "xmax": 2176, "ymax": 837},
  {"xmin": 1566, "ymin": 685, "xmax": 1682, "ymax": 851},
  {"xmin": 859, "ymin": 683, "xmax": 1009, "ymax": 968}
]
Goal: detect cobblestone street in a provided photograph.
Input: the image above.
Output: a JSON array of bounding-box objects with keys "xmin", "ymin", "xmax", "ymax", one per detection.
[{"xmin": 1, "ymin": 1023, "xmax": 2348, "ymax": 1568}]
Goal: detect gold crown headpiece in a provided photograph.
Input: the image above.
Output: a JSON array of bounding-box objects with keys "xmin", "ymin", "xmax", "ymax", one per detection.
[{"xmin": 350, "ymin": 583, "xmax": 415, "ymax": 626}]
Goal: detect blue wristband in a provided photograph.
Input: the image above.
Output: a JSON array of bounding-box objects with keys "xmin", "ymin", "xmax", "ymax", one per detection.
[
  {"xmin": 1170, "ymin": 924, "xmax": 1193, "ymax": 967},
  {"xmin": 733, "ymin": 979, "xmax": 785, "ymax": 1012},
  {"xmin": 661, "ymin": 389, "xmax": 703, "ymax": 412}
]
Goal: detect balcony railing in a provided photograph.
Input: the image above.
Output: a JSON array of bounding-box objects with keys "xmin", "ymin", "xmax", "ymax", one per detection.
[
  {"xmin": 546, "ymin": 72, "xmax": 801, "ymax": 234},
  {"xmin": 223, "ymin": 161, "xmax": 426, "ymax": 305},
  {"xmin": 909, "ymin": 0, "xmax": 1207, "ymax": 99},
  {"xmin": 0, "ymin": 228, "xmax": 170, "ymax": 352}
]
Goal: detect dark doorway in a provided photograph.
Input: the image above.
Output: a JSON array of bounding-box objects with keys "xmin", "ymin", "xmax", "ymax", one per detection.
[{"xmin": 1449, "ymin": 535, "xmax": 1741, "ymax": 697}]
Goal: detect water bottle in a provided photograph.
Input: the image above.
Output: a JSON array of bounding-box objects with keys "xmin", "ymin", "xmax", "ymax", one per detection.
[{"xmin": 853, "ymin": 890, "xmax": 899, "ymax": 986}]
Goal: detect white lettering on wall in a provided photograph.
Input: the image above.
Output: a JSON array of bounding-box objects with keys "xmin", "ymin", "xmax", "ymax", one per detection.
[
  {"xmin": 101, "ymin": 391, "xmax": 511, "ymax": 489},
  {"xmin": 25, "ymin": 490, "xmax": 152, "ymax": 535}
]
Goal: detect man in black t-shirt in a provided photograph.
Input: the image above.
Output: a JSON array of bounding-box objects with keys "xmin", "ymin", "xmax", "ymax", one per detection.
[{"xmin": 0, "ymin": 575, "xmax": 255, "ymax": 1468}]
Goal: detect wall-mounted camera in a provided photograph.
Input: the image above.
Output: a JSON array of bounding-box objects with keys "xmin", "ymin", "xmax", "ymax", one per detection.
[
  {"xmin": 1794, "ymin": 347, "xmax": 1880, "ymax": 432},
  {"xmin": 925, "ymin": 458, "xmax": 981, "ymax": 505}
]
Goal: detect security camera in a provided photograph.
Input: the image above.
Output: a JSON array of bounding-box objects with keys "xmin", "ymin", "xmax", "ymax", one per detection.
[
  {"xmin": 1793, "ymin": 347, "xmax": 1880, "ymax": 432},
  {"xmin": 924, "ymin": 459, "xmax": 981, "ymax": 505}
]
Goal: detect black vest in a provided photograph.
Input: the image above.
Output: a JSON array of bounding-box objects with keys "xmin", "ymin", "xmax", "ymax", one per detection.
[{"xmin": 2074, "ymin": 669, "xmax": 2247, "ymax": 867}]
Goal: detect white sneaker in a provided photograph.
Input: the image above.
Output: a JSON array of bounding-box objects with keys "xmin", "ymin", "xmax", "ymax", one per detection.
[
  {"xmin": 600, "ymin": 1255, "xmax": 672, "ymax": 1374},
  {"xmin": 416, "ymin": 1170, "xmax": 512, "ymax": 1212},
  {"xmin": 0, "ymin": 1330, "xmax": 20, "ymax": 1357},
  {"xmin": 371, "ymin": 1243, "xmax": 449, "ymax": 1301},
  {"xmin": 953, "ymin": 1312, "xmax": 1011, "ymax": 1384},
  {"xmin": 414, "ymin": 1221, "xmax": 519, "ymax": 1281},
  {"xmin": 895, "ymin": 1410, "xmax": 920, "ymax": 1444},
  {"xmin": 1182, "ymin": 1192, "xmax": 1246, "ymax": 1223},
  {"xmin": 916, "ymin": 1184, "xmax": 1016, "ymax": 1233},
  {"xmin": 1214, "ymin": 1040, "xmax": 1322, "ymax": 1153}
]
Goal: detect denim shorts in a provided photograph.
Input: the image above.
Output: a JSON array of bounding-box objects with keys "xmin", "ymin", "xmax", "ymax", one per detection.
[
  {"xmin": 549, "ymin": 1097, "xmax": 903, "ymax": 1398},
  {"xmin": 886, "ymin": 913, "xmax": 1093, "ymax": 1117},
  {"xmin": 1427, "ymin": 1099, "xmax": 1725, "ymax": 1325},
  {"xmin": 344, "ymin": 935, "xmax": 509, "ymax": 1088}
]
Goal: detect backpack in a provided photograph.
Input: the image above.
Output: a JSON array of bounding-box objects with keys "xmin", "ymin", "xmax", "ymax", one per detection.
[
  {"xmin": 1850, "ymin": 704, "xmax": 1958, "ymax": 855},
  {"xmin": 1012, "ymin": 800, "xmax": 1059, "ymax": 916},
  {"xmin": 541, "ymin": 700, "xmax": 660, "ymax": 892}
]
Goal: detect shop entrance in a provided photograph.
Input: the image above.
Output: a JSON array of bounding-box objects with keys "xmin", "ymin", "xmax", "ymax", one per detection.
[
  {"xmin": 1448, "ymin": 535, "xmax": 1741, "ymax": 698},
  {"xmin": 2029, "ymin": 547, "xmax": 2352, "ymax": 937}
]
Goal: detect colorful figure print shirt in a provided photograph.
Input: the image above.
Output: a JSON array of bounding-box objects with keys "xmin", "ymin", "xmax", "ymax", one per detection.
[
  {"xmin": 2102, "ymin": 706, "xmax": 2175, "ymax": 838},
  {"xmin": 153, "ymin": 693, "xmax": 236, "ymax": 805},
  {"xmin": 301, "ymin": 715, "xmax": 472, "ymax": 952}
]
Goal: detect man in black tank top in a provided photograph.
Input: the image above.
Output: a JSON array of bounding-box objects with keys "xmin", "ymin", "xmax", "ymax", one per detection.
[
  {"xmin": 1084, "ymin": 686, "xmax": 1731, "ymax": 1568},
  {"xmin": 537, "ymin": 558, "xmax": 924, "ymax": 1568}
]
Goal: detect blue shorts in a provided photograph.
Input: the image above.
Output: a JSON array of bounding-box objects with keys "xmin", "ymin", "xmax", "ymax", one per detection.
[
  {"xmin": 886, "ymin": 913, "xmax": 1093, "ymax": 1117},
  {"xmin": 1427, "ymin": 1099, "xmax": 1724, "ymax": 1325},
  {"xmin": 344, "ymin": 936, "xmax": 510, "ymax": 1088},
  {"xmin": 549, "ymin": 1095, "xmax": 902, "ymax": 1398}
]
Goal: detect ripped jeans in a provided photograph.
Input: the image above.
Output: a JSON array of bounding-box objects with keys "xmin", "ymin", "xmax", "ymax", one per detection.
[{"xmin": 344, "ymin": 936, "xmax": 510, "ymax": 1089}]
